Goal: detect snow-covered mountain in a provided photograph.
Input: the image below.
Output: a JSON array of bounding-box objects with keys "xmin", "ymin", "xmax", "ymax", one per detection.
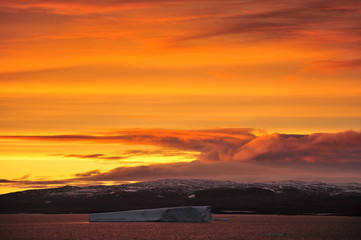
[
  {"xmin": 1, "ymin": 179, "xmax": 360, "ymax": 216},
  {"xmin": 28, "ymin": 179, "xmax": 361, "ymax": 197},
  {"xmin": 121, "ymin": 179, "xmax": 361, "ymax": 195}
]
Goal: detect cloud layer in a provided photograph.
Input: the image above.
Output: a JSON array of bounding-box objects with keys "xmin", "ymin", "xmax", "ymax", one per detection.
[
  {"xmin": 2, "ymin": 0, "xmax": 360, "ymax": 46},
  {"xmin": 1, "ymin": 129, "xmax": 360, "ymax": 190},
  {"xmin": 2, "ymin": 129, "xmax": 360, "ymax": 163}
]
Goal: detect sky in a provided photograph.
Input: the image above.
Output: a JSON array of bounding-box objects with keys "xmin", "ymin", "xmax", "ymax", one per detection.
[{"xmin": 0, "ymin": 0, "xmax": 360, "ymax": 194}]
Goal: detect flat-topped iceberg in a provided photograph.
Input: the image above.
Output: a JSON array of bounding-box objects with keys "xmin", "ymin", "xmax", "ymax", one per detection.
[{"xmin": 89, "ymin": 206, "xmax": 211, "ymax": 222}]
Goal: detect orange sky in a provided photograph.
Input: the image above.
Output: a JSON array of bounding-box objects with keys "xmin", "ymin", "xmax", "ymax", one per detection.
[{"xmin": 0, "ymin": 0, "xmax": 360, "ymax": 194}]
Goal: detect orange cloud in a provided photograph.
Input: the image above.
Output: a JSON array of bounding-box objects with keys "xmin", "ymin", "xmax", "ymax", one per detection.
[
  {"xmin": 58, "ymin": 149, "xmax": 196, "ymax": 161},
  {"xmin": 1, "ymin": 129, "xmax": 361, "ymax": 188},
  {"xmin": 304, "ymin": 59, "xmax": 361, "ymax": 73},
  {"xmin": 0, "ymin": 0, "xmax": 162, "ymax": 15},
  {"xmin": 75, "ymin": 160, "xmax": 361, "ymax": 183},
  {"xmin": 1, "ymin": 129, "xmax": 360, "ymax": 164}
]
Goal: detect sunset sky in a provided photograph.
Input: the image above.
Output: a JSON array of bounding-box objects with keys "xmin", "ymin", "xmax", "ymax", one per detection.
[{"xmin": 1, "ymin": 0, "xmax": 360, "ymax": 194}]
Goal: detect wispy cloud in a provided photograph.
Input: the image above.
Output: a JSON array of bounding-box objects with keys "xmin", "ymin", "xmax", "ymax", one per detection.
[
  {"xmin": 62, "ymin": 154, "xmax": 128, "ymax": 160},
  {"xmin": 3, "ymin": 0, "xmax": 359, "ymax": 42},
  {"xmin": 74, "ymin": 169, "xmax": 101, "ymax": 177},
  {"xmin": 305, "ymin": 58, "xmax": 361, "ymax": 73},
  {"xmin": 175, "ymin": 0, "xmax": 361, "ymax": 46},
  {"xmin": 0, "ymin": 0, "xmax": 165, "ymax": 15},
  {"xmin": 2, "ymin": 0, "xmax": 359, "ymax": 77},
  {"xmin": 56, "ymin": 148, "xmax": 197, "ymax": 161},
  {"xmin": 0, "ymin": 178, "xmax": 71, "ymax": 189}
]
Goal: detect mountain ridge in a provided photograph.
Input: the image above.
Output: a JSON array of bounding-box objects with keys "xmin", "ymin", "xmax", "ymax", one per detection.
[
  {"xmin": 1, "ymin": 179, "xmax": 360, "ymax": 216},
  {"xmin": 4, "ymin": 178, "xmax": 361, "ymax": 196}
]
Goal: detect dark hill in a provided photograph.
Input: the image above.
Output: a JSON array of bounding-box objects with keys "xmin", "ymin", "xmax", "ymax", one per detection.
[{"xmin": 0, "ymin": 179, "xmax": 360, "ymax": 216}]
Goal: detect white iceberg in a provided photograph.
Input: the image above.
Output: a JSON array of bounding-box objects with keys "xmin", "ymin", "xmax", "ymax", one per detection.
[{"xmin": 89, "ymin": 206, "xmax": 211, "ymax": 222}]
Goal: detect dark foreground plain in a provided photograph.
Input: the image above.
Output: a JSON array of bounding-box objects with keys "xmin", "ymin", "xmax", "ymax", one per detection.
[{"xmin": 0, "ymin": 214, "xmax": 360, "ymax": 240}]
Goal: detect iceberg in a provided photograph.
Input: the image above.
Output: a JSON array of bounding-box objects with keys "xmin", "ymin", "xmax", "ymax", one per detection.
[{"xmin": 89, "ymin": 206, "xmax": 211, "ymax": 222}]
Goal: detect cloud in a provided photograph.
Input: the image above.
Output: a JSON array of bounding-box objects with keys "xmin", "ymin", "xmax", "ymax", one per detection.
[
  {"xmin": 121, "ymin": 149, "xmax": 197, "ymax": 158},
  {"xmin": 0, "ymin": 179, "xmax": 71, "ymax": 189},
  {"xmin": 57, "ymin": 148, "xmax": 197, "ymax": 161},
  {"xmin": 1, "ymin": 129, "xmax": 361, "ymax": 189},
  {"xmin": 305, "ymin": 59, "xmax": 361, "ymax": 73},
  {"xmin": 62, "ymin": 154, "xmax": 128, "ymax": 160},
  {"xmin": 1, "ymin": 128, "xmax": 360, "ymax": 188},
  {"xmin": 233, "ymin": 131, "xmax": 361, "ymax": 163},
  {"xmin": 2, "ymin": 0, "xmax": 359, "ymax": 63},
  {"xmin": 84, "ymin": 161, "xmax": 361, "ymax": 182},
  {"xmin": 0, "ymin": 179, "xmax": 15, "ymax": 183},
  {"xmin": 75, "ymin": 170, "xmax": 101, "ymax": 177},
  {"xmin": 74, "ymin": 161, "xmax": 250, "ymax": 182},
  {"xmin": 1, "ymin": 0, "xmax": 239, "ymax": 15},
  {"xmin": 66, "ymin": 154, "xmax": 105, "ymax": 158},
  {"xmin": 0, "ymin": 0, "xmax": 166, "ymax": 15},
  {"xmin": 1, "ymin": 129, "xmax": 360, "ymax": 164},
  {"xmin": 172, "ymin": 0, "xmax": 361, "ymax": 46},
  {"xmin": 2, "ymin": 159, "xmax": 361, "ymax": 189}
]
